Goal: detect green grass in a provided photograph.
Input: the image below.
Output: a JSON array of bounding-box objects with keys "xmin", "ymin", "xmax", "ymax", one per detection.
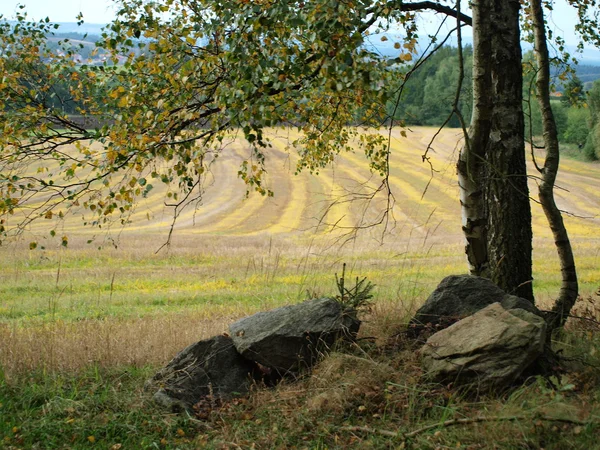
[
  {"xmin": 2, "ymin": 330, "xmax": 599, "ymax": 449},
  {"xmin": 1, "ymin": 240, "xmax": 598, "ymax": 326},
  {"xmin": 0, "ymin": 239, "xmax": 455, "ymax": 323},
  {"xmin": 0, "ymin": 366, "xmax": 202, "ymax": 449},
  {"xmin": 1, "ymin": 233, "xmax": 599, "ymax": 375}
]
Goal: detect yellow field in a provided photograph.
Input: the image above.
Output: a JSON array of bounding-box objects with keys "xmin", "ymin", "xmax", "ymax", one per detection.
[
  {"xmin": 14, "ymin": 127, "xmax": 600, "ymax": 242},
  {"xmin": 1, "ymin": 126, "xmax": 599, "ymax": 375}
]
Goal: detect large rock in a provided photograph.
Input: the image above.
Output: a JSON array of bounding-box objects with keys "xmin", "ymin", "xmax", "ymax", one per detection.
[
  {"xmin": 420, "ymin": 303, "xmax": 546, "ymax": 390},
  {"xmin": 146, "ymin": 335, "xmax": 255, "ymax": 411},
  {"xmin": 229, "ymin": 298, "xmax": 360, "ymax": 374},
  {"xmin": 409, "ymin": 275, "xmax": 540, "ymax": 336}
]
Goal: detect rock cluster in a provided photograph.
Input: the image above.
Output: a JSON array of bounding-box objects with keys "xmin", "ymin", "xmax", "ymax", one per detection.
[
  {"xmin": 409, "ymin": 274, "xmax": 541, "ymax": 337},
  {"xmin": 148, "ymin": 274, "xmax": 552, "ymax": 411},
  {"xmin": 413, "ymin": 275, "xmax": 547, "ymax": 391},
  {"xmin": 146, "ymin": 298, "xmax": 359, "ymax": 411}
]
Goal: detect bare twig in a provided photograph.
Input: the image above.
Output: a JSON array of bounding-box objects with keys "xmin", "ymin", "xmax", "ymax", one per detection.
[{"xmin": 338, "ymin": 414, "xmax": 594, "ymax": 441}]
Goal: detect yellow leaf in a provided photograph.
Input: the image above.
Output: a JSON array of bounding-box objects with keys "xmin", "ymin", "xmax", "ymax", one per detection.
[
  {"xmin": 87, "ymin": 435, "xmax": 96, "ymax": 443},
  {"xmin": 176, "ymin": 429, "xmax": 185, "ymax": 436}
]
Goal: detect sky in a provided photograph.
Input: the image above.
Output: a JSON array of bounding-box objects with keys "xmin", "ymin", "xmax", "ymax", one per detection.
[
  {"xmin": 0, "ymin": 0, "xmax": 116, "ymax": 24},
  {"xmin": 0, "ymin": 0, "xmax": 585, "ymax": 45}
]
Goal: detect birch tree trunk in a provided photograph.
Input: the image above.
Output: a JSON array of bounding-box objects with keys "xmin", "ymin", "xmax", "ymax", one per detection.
[
  {"xmin": 457, "ymin": 0, "xmax": 492, "ymax": 279},
  {"xmin": 458, "ymin": 0, "xmax": 534, "ymax": 302},
  {"xmin": 531, "ymin": 0, "xmax": 579, "ymax": 330}
]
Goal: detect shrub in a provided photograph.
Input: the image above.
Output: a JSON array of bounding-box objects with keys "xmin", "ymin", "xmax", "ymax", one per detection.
[
  {"xmin": 582, "ymin": 131, "xmax": 598, "ymax": 161},
  {"xmin": 563, "ymin": 107, "xmax": 591, "ymax": 145}
]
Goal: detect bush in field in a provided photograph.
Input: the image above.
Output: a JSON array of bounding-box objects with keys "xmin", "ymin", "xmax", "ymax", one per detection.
[
  {"xmin": 577, "ymin": 80, "xmax": 600, "ymax": 160},
  {"xmin": 563, "ymin": 107, "xmax": 591, "ymax": 146},
  {"xmin": 582, "ymin": 126, "xmax": 599, "ymax": 161}
]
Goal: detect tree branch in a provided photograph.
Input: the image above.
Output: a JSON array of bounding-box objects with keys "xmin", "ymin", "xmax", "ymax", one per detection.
[
  {"xmin": 339, "ymin": 414, "xmax": 594, "ymax": 440},
  {"xmin": 389, "ymin": 1, "xmax": 472, "ymax": 26}
]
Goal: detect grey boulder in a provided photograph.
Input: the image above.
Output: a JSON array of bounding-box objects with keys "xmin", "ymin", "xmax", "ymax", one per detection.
[
  {"xmin": 146, "ymin": 335, "xmax": 255, "ymax": 411},
  {"xmin": 420, "ymin": 303, "xmax": 546, "ymax": 390},
  {"xmin": 229, "ymin": 298, "xmax": 360, "ymax": 374},
  {"xmin": 409, "ymin": 275, "xmax": 540, "ymax": 336}
]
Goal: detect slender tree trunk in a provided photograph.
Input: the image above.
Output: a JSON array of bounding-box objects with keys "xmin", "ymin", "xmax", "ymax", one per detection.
[
  {"xmin": 458, "ymin": 0, "xmax": 492, "ymax": 279},
  {"xmin": 531, "ymin": 0, "xmax": 578, "ymax": 330},
  {"xmin": 459, "ymin": 0, "xmax": 534, "ymax": 302}
]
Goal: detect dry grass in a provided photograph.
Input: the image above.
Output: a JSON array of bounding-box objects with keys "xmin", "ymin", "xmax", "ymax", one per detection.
[
  {"xmin": 199, "ymin": 317, "xmax": 600, "ymax": 449},
  {"xmin": 0, "ymin": 313, "xmax": 229, "ymax": 378}
]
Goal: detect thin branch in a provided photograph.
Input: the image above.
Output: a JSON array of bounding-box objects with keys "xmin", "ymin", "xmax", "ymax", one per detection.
[
  {"xmin": 540, "ymin": 309, "xmax": 600, "ymax": 329},
  {"xmin": 366, "ymin": 1, "xmax": 472, "ymax": 27},
  {"xmin": 421, "ymin": 0, "xmax": 468, "ymax": 199},
  {"xmin": 338, "ymin": 414, "xmax": 594, "ymax": 441},
  {"xmin": 524, "ymin": 61, "xmax": 544, "ymax": 173}
]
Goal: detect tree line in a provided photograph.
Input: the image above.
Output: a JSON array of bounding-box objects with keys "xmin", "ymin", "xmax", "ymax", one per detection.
[{"xmin": 386, "ymin": 45, "xmax": 600, "ymax": 160}]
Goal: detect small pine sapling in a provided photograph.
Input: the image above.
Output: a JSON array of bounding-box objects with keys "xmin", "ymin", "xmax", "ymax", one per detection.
[{"xmin": 334, "ymin": 263, "xmax": 375, "ymax": 311}]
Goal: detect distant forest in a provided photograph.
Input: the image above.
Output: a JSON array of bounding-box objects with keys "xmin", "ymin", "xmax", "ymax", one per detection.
[
  {"xmin": 385, "ymin": 45, "xmax": 600, "ymax": 160},
  {"xmin": 26, "ymin": 33, "xmax": 600, "ymax": 161},
  {"xmin": 573, "ymin": 64, "xmax": 600, "ymax": 86}
]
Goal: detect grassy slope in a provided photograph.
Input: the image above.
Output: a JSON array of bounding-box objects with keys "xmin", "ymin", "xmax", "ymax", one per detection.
[{"xmin": 1, "ymin": 127, "xmax": 600, "ymax": 448}]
